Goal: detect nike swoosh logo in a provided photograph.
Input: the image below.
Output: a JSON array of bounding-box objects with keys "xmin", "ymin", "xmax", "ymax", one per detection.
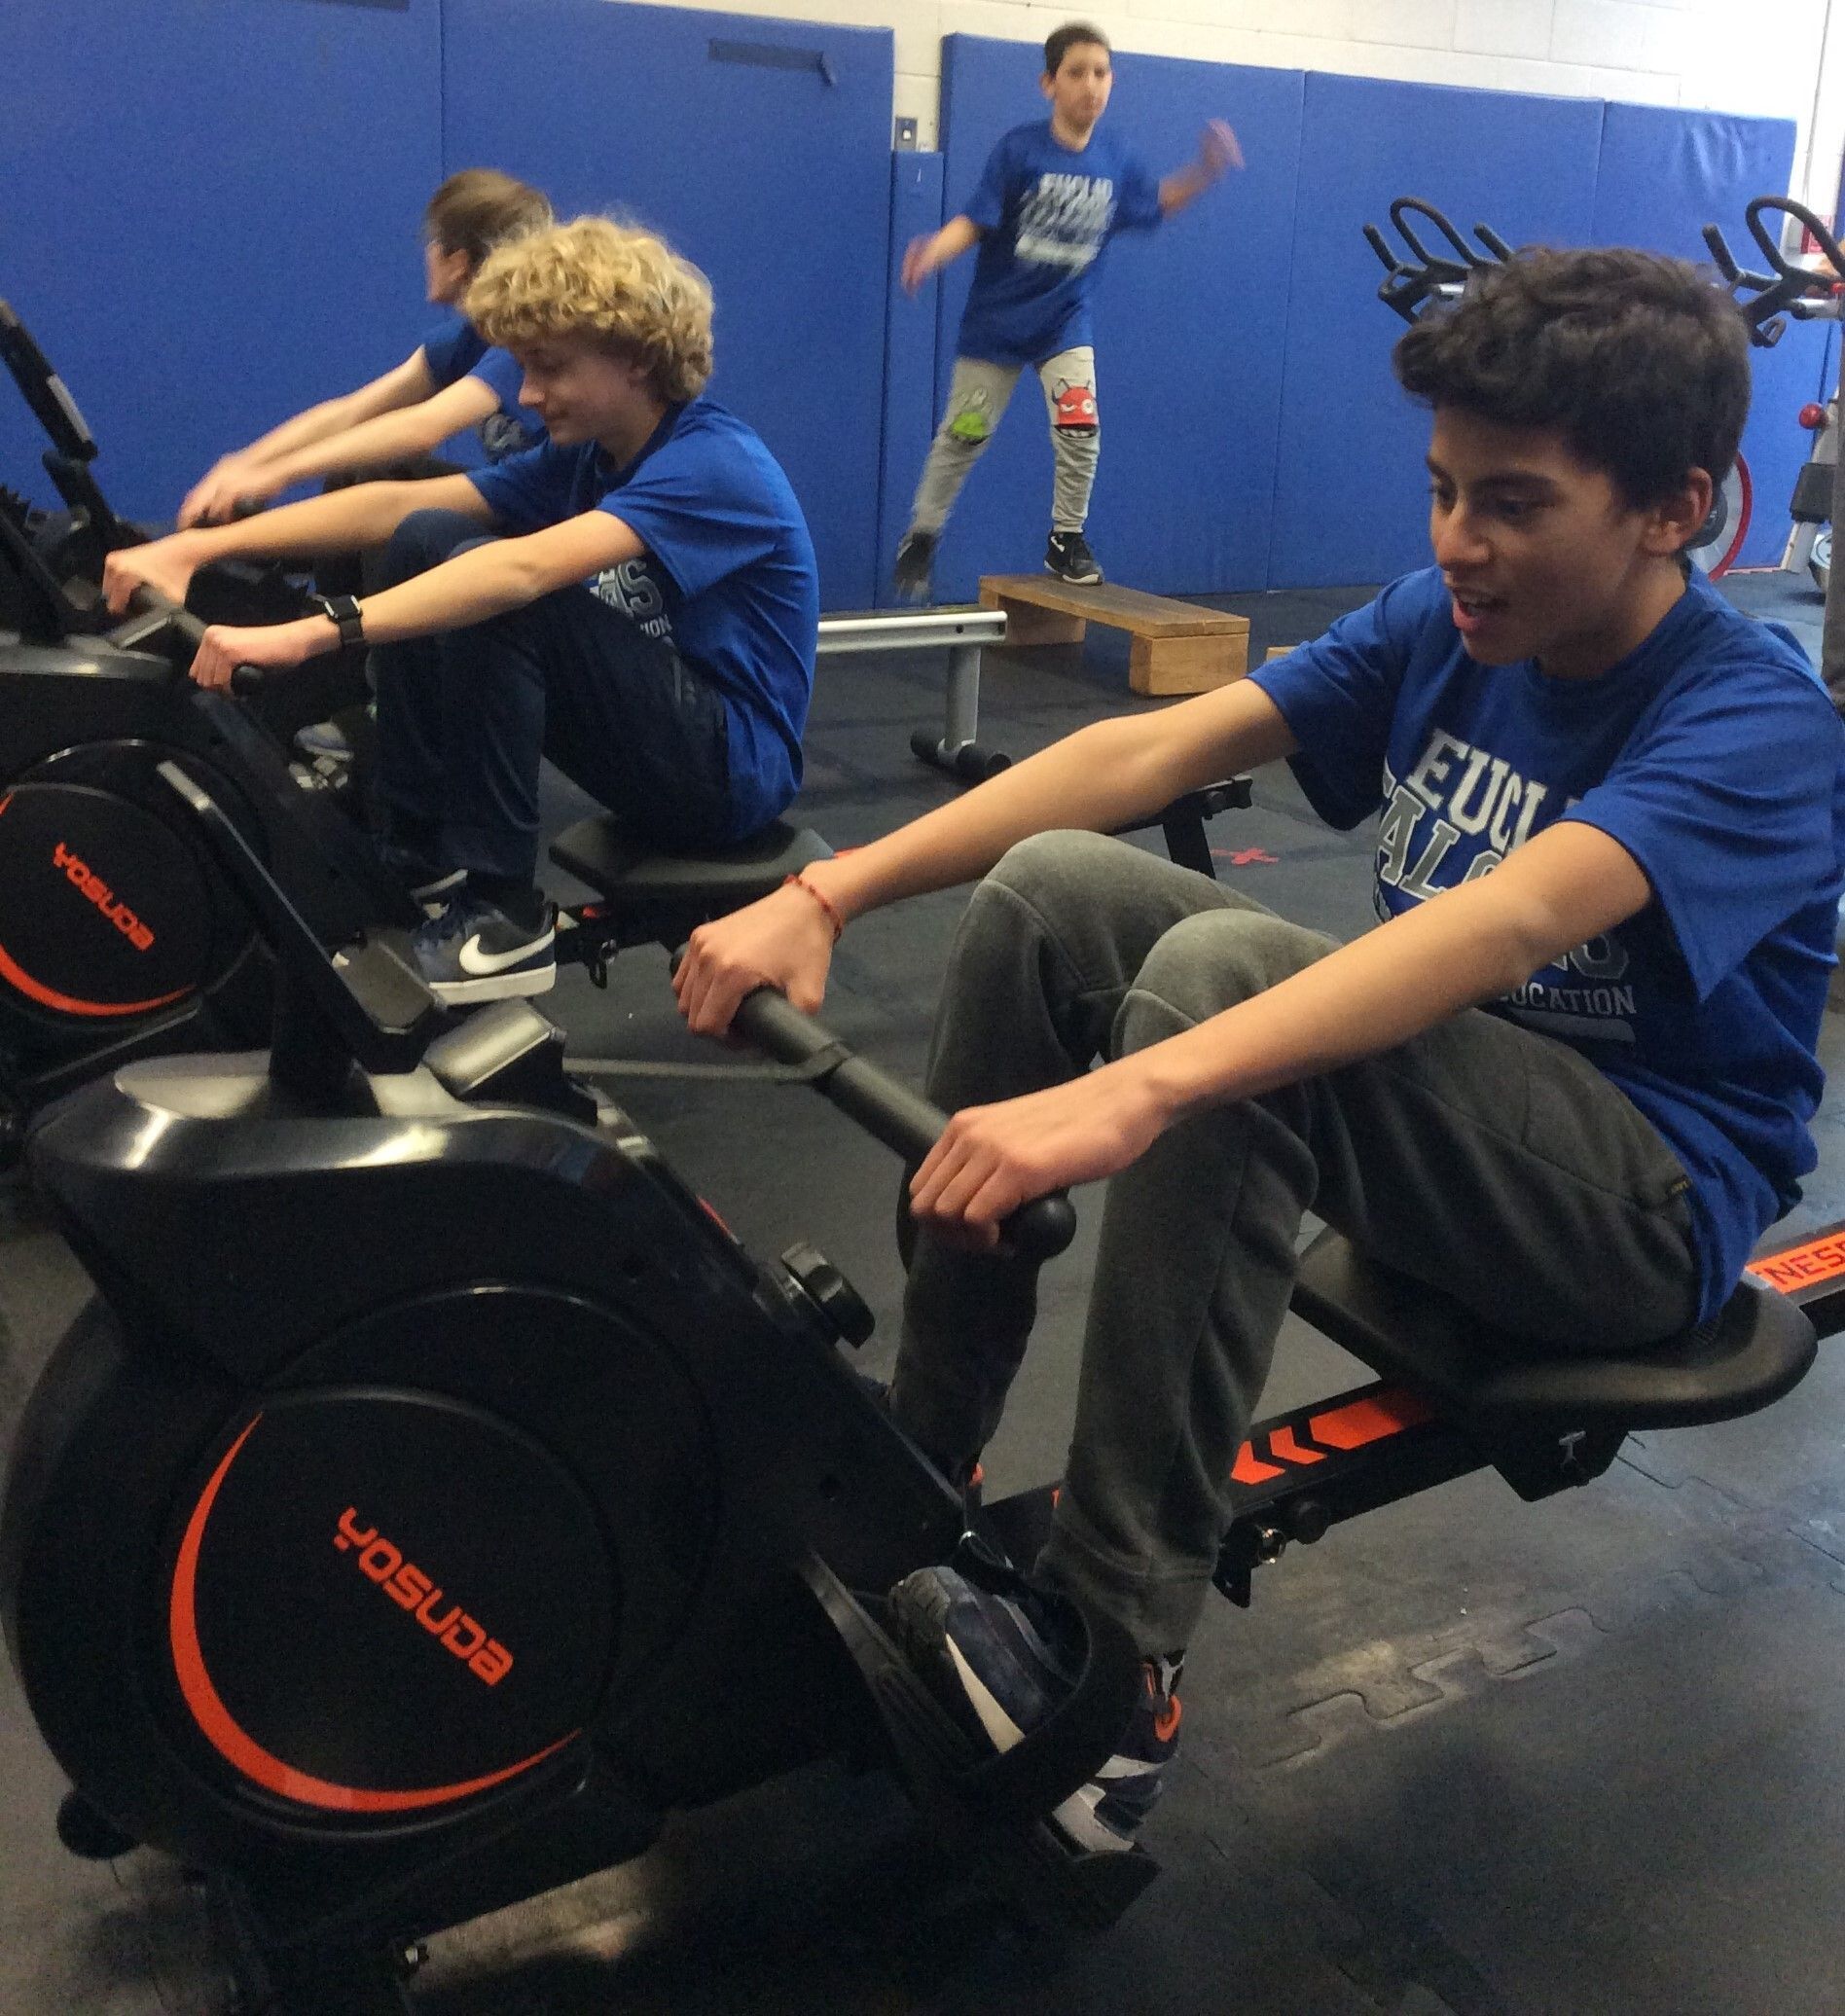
[{"xmin": 456, "ymin": 931, "xmax": 553, "ymax": 977}]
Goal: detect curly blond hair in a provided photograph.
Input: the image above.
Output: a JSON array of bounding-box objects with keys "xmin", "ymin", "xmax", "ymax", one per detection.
[{"xmin": 466, "ymin": 218, "xmax": 714, "ymax": 403}]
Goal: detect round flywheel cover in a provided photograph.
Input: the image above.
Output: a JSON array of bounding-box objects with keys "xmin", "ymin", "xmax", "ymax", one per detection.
[
  {"xmin": 0, "ymin": 783, "xmax": 211, "ymax": 1019},
  {"xmin": 163, "ymin": 1389, "xmax": 614, "ymax": 1816}
]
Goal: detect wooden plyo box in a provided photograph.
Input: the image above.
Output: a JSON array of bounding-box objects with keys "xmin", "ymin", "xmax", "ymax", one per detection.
[{"xmin": 978, "ymin": 574, "xmax": 1250, "ymax": 697}]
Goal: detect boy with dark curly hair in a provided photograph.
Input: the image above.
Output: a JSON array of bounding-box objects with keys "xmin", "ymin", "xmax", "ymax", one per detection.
[{"xmin": 675, "ymin": 246, "xmax": 1845, "ymax": 1854}]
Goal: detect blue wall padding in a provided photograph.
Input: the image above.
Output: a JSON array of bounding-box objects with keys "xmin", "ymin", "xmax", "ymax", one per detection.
[
  {"xmin": 1270, "ymin": 76, "xmax": 1605, "ymax": 591},
  {"xmin": 876, "ymin": 153, "xmax": 946, "ymax": 608},
  {"xmin": 927, "ymin": 36, "xmax": 1305, "ymax": 602},
  {"xmin": 1590, "ymin": 103, "xmax": 1819, "ymax": 566},
  {"xmin": 0, "ymin": 0, "xmax": 442, "ymax": 524},
  {"xmin": 442, "ymin": 0, "xmax": 892, "ymax": 608}
]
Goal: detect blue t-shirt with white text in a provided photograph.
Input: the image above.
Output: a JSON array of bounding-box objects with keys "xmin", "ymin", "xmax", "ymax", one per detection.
[
  {"xmin": 1251, "ymin": 565, "xmax": 1845, "ymax": 1322},
  {"xmin": 468, "ymin": 398, "xmax": 818, "ymax": 839},
  {"xmin": 957, "ymin": 121, "xmax": 1164, "ymax": 365}
]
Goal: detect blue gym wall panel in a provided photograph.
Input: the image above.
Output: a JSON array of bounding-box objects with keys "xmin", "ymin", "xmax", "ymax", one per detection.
[
  {"xmin": 442, "ymin": 0, "xmax": 892, "ymax": 610},
  {"xmin": 1270, "ymin": 75, "xmax": 1605, "ymax": 591},
  {"xmin": 0, "ymin": 0, "xmax": 442, "ymax": 523},
  {"xmin": 877, "ymin": 153, "xmax": 946, "ymax": 609},
  {"xmin": 929, "ymin": 36, "xmax": 1306, "ymax": 602},
  {"xmin": 1591, "ymin": 102, "xmax": 1820, "ymax": 568}
]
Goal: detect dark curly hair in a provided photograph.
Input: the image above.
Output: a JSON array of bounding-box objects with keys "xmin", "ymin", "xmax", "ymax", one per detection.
[{"xmin": 1393, "ymin": 247, "xmax": 1751, "ymax": 510}]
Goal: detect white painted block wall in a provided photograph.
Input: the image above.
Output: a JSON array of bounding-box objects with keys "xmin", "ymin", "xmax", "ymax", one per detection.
[{"xmin": 595, "ymin": 0, "xmax": 1845, "ymax": 213}]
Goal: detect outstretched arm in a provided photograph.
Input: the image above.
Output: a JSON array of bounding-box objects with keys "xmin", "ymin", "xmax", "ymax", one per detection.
[
  {"xmin": 136, "ymin": 505, "xmax": 643, "ymax": 693},
  {"xmin": 179, "ymin": 349, "xmax": 440, "ymax": 526},
  {"xmin": 1159, "ymin": 119, "xmax": 1243, "ymax": 216},
  {"xmin": 908, "ymin": 822, "xmax": 1652, "ymax": 1241},
  {"xmin": 902, "ymin": 215, "xmax": 983, "ymax": 295},
  {"xmin": 194, "ymin": 375, "xmax": 500, "ymax": 514},
  {"xmin": 104, "ymin": 472, "xmax": 491, "ymax": 616},
  {"xmin": 672, "ymin": 676, "xmax": 1302, "ymax": 1033}
]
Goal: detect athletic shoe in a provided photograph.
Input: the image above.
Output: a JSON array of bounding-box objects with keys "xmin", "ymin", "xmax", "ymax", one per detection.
[
  {"xmin": 893, "ymin": 528, "xmax": 937, "ymax": 602},
  {"xmin": 294, "ymin": 717, "xmax": 354, "ymax": 763},
  {"xmin": 410, "ymin": 889, "xmax": 557, "ymax": 1003},
  {"xmin": 888, "ymin": 1563, "xmax": 1181, "ymax": 1854},
  {"xmin": 1044, "ymin": 530, "xmax": 1103, "ymax": 586}
]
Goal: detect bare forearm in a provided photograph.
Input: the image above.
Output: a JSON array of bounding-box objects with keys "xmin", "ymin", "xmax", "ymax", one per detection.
[
  {"xmin": 235, "ymin": 388, "xmax": 389, "ymax": 468},
  {"xmin": 928, "ymin": 216, "xmax": 981, "ymax": 269},
  {"xmin": 263, "ymin": 395, "xmax": 476, "ymax": 494},
  {"xmin": 1159, "ymin": 162, "xmax": 1212, "ymax": 216},
  {"xmin": 811, "ymin": 690, "xmax": 1294, "ymax": 920},
  {"xmin": 1131, "ymin": 880, "xmax": 1550, "ymax": 1120},
  {"xmin": 355, "ymin": 541, "xmax": 550, "ymax": 644},
  {"xmin": 182, "ymin": 480, "xmax": 447, "ymax": 563}
]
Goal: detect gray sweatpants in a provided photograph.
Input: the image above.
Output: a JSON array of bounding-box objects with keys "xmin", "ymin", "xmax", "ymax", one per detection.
[
  {"xmin": 889, "ymin": 832, "xmax": 1701, "ymax": 1656},
  {"xmin": 909, "ymin": 346, "xmax": 1100, "ymax": 536}
]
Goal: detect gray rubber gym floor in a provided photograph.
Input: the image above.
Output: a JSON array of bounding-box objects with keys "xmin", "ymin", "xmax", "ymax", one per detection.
[{"xmin": 4, "ymin": 572, "xmax": 1843, "ymax": 2013}]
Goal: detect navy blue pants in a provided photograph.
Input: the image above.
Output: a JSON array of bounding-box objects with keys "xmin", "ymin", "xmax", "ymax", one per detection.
[{"xmin": 372, "ymin": 510, "xmax": 733, "ymax": 882}]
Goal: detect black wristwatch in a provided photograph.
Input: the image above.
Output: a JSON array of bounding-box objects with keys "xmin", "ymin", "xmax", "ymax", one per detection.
[{"xmin": 310, "ymin": 593, "xmax": 366, "ymax": 649}]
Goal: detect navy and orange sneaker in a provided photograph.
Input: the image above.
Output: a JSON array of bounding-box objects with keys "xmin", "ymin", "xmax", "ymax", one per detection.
[{"xmin": 888, "ymin": 1563, "xmax": 1181, "ymax": 1854}]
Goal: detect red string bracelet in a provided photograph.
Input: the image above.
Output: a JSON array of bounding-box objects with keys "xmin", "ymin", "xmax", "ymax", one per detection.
[{"xmin": 783, "ymin": 871, "xmax": 845, "ymax": 943}]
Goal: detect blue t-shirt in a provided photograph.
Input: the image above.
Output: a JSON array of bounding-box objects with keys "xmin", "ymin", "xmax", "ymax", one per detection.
[
  {"xmin": 418, "ymin": 312, "xmax": 488, "ymax": 389},
  {"xmin": 957, "ymin": 121, "xmax": 1164, "ymax": 366},
  {"xmin": 467, "ymin": 347, "xmax": 544, "ymax": 461},
  {"xmin": 1251, "ymin": 565, "xmax": 1845, "ymax": 1322},
  {"xmin": 467, "ymin": 398, "xmax": 818, "ymax": 838}
]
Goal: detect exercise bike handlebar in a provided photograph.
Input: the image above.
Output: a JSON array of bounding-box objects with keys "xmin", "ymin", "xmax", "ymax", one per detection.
[
  {"xmin": 732, "ymin": 985, "xmax": 1078, "ymax": 1264},
  {"xmin": 1364, "ymin": 196, "xmax": 1510, "ymax": 325},
  {"xmin": 1705, "ymin": 195, "xmax": 1845, "ymax": 347},
  {"xmin": 1390, "ymin": 197, "xmax": 1488, "ymax": 272}
]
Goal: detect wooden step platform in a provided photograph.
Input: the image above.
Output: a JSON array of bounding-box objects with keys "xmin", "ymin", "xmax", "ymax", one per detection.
[{"xmin": 978, "ymin": 574, "xmax": 1249, "ymax": 697}]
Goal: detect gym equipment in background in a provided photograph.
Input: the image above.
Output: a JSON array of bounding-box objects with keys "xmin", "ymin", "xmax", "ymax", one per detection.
[
  {"xmin": 1367, "ymin": 195, "xmax": 1757, "ymax": 576},
  {"xmin": 0, "ymin": 523, "xmax": 416, "ymax": 1160}
]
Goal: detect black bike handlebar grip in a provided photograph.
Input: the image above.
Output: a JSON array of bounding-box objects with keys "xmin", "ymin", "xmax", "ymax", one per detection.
[
  {"xmin": 1703, "ymin": 222, "xmax": 1744, "ymax": 284},
  {"xmin": 1362, "ymin": 222, "xmax": 1402, "ymax": 277},
  {"xmin": 731, "ymin": 986, "xmax": 1077, "ymax": 1260},
  {"xmin": 1473, "ymin": 223, "xmax": 1514, "ymax": 263}
]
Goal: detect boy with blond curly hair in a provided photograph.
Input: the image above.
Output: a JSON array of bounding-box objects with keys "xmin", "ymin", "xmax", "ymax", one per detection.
[{"xmin": 105, "ymin": 217, "xmax": 820, "ymax": 1005}]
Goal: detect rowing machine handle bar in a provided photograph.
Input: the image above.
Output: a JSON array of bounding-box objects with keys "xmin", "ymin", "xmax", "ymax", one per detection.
[
  {"xmin": 732, "ymin": 985, "xmax": 1077, "ymax": 1263},
  {"xmin": 128, "ymin": 584, "xmax": 270, "ymax": 693}
]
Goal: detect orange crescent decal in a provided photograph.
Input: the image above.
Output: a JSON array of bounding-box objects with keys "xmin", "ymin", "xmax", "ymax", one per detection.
[
  {"xmin": 0, "ymin": 932, "xmax": 190, "ymax": 1018},
  {"xmin": 169, "ymin": 1416, "xmax": 577, "ymax": 1813}
]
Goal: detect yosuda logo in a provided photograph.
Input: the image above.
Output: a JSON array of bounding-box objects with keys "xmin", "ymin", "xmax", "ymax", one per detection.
[
  {"xmin": 333, "ymin": 1508, "xmax": 514, "ymax": 1686},
  {"xmin": 53, "ymin": 843, "xmax": 155, "ymax": 952}
]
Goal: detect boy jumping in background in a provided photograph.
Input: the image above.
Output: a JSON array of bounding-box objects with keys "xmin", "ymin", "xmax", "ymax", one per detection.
[
  {"xmin": 178, "ymin": 169, "xmax": 554, "ymax": 527},
  {"xmin": 893, "ymin": 21, "xmax": 1242, "ymax": 600},
  {"xmin": 105, "ymin": 218, "xmax": 818, "ymax": 1008},
  {"xmin": 677, "ymin": 247, "xmax": 1845, "ymax": 1856}
]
